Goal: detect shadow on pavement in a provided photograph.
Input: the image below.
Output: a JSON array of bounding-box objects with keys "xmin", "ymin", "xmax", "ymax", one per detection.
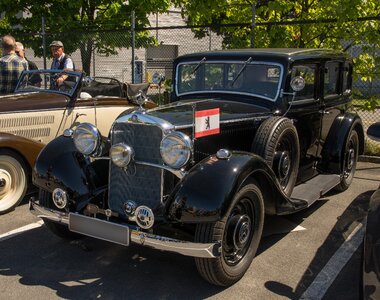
[{"xmin": 263, "ymin": 189, "xmax": 373, "ymax": 299}]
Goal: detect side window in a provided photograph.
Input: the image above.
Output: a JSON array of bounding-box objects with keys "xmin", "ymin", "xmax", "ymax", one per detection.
[
  {"xmin": 291, "ymin": 65, "xmax": 316, "ymax": 100},
  {"xmin": 324, "ymin": 61, "xmax": 340, "ymax": 97},
  {"xmin": 342, "ymin": 62, "xmax": 352, "ymax": 94}
]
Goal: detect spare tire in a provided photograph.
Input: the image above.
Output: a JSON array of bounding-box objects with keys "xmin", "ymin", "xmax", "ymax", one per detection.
[{"xmin": 251, "ymin": 117, "xmax": 300, "ymax": 196}]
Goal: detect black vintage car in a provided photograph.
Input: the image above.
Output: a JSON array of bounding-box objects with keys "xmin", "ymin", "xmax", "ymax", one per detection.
[{"xmin": 30, "ymin": 48, "xmax": 364, "ymax": 286}]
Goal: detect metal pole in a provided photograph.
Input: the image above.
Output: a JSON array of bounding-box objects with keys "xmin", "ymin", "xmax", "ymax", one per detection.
[
  {"xmin": 209, "ymin": 27, "xmax": 212, "ymax": 51},
  {"xmin": 156, "ymin": 12, "xmax": 158, "ymax": 40},
  {"xmin": 92, "ymin": 45, "xmax": 95, "ymax": 76},
  {"xmin": 250, "ymin": 2, "xmax": 255, "ymax": 48},
  {"xmin": 42, "ymin": 16, "xmax": 47, "ymax": 69},
  {"xmin": 131, "ymin": 10, "xmax": 135, "ymax": 84}
]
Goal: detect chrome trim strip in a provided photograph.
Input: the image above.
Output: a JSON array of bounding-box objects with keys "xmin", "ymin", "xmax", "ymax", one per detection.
[{"xmin": 29, "ymin": 198, "xmax": 220, "ymax": 258}]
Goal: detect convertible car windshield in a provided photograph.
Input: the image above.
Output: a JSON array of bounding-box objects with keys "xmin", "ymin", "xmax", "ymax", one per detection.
[
  {"xmin": 176, "ymin": 61, "xmax": 282, "ymax": 100},
  {"xmin": 15, "ymin": 70, "xmax": 82, "ymax": 97}
]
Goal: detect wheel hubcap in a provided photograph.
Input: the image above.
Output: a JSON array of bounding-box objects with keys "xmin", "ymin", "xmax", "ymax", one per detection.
[
  {"xmin": 0, "ymin": 177, "xmax": 6, "ymax": 188},
  {"xmin": 347, "ymin": 148, "xmax": 355, "ymax": 171},
  {"xmin": 232, "ymin": 215, "xmax": 251, "ymax": 249},
  {"xmin": 0, "ymin": 170, "xmax": 12, "ymax": 199},
  {"xmin": 274, "ymin": 151, "xmax": 290, "ymax": 179},
  {"xmin": 226, "ymin": 213, "xmax": 252, "ymax": 260},
  {"xmin": 0, "ymin": 156, "xmax": 26, "ymax": 212}
]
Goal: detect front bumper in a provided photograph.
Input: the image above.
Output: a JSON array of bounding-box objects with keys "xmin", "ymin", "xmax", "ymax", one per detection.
[{"xmin": 29, "ymin": 197, "xmax": 221, "ymax": 258}]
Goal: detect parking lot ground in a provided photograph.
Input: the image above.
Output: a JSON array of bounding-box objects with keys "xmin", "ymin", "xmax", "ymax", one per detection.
[{"xmin": 0, "ymin": 161, "xmax": 379, "ymax": 299}]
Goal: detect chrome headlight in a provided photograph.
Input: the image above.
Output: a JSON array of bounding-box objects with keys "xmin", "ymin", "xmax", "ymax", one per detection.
[
  {"xmin": 160, "ymin": 132, "xmax": 192, "ymax": 169},
  {"xmin": 110, "ymin": 143, "xmax": 134, "ymax": 168},
  {"xmin": 72, "ymin": 123, "xmax": 101, "ymax": 155}
]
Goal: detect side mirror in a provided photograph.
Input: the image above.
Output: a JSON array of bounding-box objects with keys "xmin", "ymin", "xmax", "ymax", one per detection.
[{"xmin": 367, "ymin": 122, "xmax": 380, "ymax": 142}]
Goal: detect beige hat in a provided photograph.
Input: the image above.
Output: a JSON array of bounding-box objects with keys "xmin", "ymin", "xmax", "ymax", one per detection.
[{"xmin": 49, "ymin": 40, "xmax": 63, "ymax": 47}]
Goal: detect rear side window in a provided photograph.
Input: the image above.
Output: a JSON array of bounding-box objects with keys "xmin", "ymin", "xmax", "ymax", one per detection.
[
  {"xmin": 291, "ymin": 65, "xmax": 316, "ymax": 100},
  {"xmin": 324, "ymin": 61, "xmax": 340, "ymax": 97},
  {"xmin": 342, "ymin": 62, "xmax": 352, "ymax": 94}
]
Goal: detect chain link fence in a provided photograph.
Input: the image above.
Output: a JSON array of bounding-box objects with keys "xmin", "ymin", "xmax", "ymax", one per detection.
[{"xmin": 20, "ymin": 17, "xmax": 380, "ymax": 155}]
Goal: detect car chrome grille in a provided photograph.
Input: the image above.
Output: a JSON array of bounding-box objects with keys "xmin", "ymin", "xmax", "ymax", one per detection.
[{"xmin": 108, "ymin": 122, "xmax": 163, "ymax": 216}]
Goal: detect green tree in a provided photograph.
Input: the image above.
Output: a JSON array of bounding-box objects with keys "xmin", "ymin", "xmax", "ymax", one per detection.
[
  {"xmin": 0, "ymin": 0, "xmax": 171, "ymax": 75},
  {"xmin": 173, "ymin": 0, "xmax": 380, "ymax": 104}
]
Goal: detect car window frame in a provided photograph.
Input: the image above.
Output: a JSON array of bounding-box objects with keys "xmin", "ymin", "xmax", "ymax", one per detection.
[{"xmin": 175, "ymin": 60, "xmax": 284, "ymax": 102}]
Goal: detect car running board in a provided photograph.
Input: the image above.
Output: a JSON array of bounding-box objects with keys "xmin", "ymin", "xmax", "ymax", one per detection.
[{"xmin": 290, "ymin": 174, "xmax": 341, "ymax": 207}]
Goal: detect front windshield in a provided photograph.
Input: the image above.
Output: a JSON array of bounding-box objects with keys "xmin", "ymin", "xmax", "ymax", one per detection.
[
  {"xmin": 176, "ymin": 61, "xmax": 283, "ymax": 101},
  {"xmin": 15, "ymin": 70, "xmax": 82, "ymax": 97}
]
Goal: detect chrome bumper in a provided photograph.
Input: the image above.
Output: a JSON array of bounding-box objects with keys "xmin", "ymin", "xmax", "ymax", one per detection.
[{"xmin": 29, "ymin": 198, "xmax": 221, "ymax": 258}]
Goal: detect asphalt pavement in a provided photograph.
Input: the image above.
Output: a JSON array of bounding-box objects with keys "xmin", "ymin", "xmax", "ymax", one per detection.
[{"xmin": 0, "ymin": 161, "xmax": 379, "ymax": 299}]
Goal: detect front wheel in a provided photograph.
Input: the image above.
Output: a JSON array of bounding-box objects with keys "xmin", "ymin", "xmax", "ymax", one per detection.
[
  {"xmin": 194, "ymin": 181, "xmax": 264, "ymax": 286},
  {"xmin": 335, "ymin": 129, "xmax": 359, "ymax": 192},
  {"xmin": 0, "ymin": 151, "xmax": 28, "ymax": 215}
]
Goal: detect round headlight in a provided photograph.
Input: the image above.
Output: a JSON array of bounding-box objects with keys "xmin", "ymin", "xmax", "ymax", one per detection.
[
  {"xmin": 72, "ymin": 123, "xmax": 101, "ymax": 155},
  {"xmin": 110, "ymin": 143, "xmax": 134, "ymax": 168},
  {"xmin": 160, "ymin": 132, "xmax": 192, "ymax": 169}
]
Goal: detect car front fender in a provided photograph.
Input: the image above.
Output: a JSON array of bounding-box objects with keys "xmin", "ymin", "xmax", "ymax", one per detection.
[
  {"xmin": 166, "ymin": 151, "xmax": 289, "ymax": 223},
  {"xmin": 32, "ymin": 135, "xmax": 109, "ymax": 209}
]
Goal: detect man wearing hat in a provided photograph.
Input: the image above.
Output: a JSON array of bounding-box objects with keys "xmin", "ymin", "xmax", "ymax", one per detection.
[{"xmin": 50, "ymin": 40, "xmax": 75, "ymax": 86}]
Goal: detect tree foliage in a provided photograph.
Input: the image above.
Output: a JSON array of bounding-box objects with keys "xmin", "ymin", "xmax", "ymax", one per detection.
[
  {"xmin": 173, "ymin": 0, "xmax": 379, "ymax": 106},
  {"xmin": 0, "ymin": 0, "xmax": 171, "ymax": 74}
]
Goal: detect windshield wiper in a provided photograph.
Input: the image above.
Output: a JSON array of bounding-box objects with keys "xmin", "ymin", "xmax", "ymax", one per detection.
[
  {"xmin": 190, "ymin": 57, "xmax": 206, "ymax": 75},
  {"xmin": 230, "ymin": 57, "xmax": 253, "ymax": 87}
]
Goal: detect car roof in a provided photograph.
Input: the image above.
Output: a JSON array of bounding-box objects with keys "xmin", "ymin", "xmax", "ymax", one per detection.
[{"xmin": 175, "ymin": 48, "xmax": 348, "ymax": 63}]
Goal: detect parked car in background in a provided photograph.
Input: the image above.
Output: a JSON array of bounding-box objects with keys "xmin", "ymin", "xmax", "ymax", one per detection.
[
  {"xmin": 363, "ymin": 122, "xmax": 380, "ymax": 299},
  {"xmin": 30, "ymin": 48, "xmax": 364, "ymax": 286},
  {"xmin": 0, "ymin": 70, "xmax": 155, "ymax": 214}
]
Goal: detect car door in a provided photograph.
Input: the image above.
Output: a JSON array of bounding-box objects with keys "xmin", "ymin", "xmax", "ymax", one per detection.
[
  {"xmin": 289, "ymin": 63, "xmax": 322, "ymax": 181},
  {"xmin": 319, "ymin": 60, "xmax": 349, "ymax": 152}
]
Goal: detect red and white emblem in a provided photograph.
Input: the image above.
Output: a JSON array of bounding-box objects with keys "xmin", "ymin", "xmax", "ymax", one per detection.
[{"xmin": 195, "ymin": 108, "xmax": 220, "ymax": 138}]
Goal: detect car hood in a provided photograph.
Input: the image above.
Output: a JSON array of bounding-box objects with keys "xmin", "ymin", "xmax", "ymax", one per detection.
[
  {"xmin": 143, "ymin": 98, "xmax": 272, "ymax": 127},
  {"xmin": 0, "ymin": 92, "xmax": 70, "ymax": 113}
]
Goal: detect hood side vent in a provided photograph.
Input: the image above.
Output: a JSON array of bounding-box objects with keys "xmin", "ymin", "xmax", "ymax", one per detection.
[{"xmin": 0, "ymin": 115, "xmax": 55, "ymax": 140}]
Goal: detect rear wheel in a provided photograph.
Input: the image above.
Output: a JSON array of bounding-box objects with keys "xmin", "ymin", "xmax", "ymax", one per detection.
[
  {"xmin": 335, "ymin": 129, "xmax": 359, "ymax": 192},
  {"xmin": 252, "ymin": 117, "xmax": 300, "ymax": 196},
  {"xmin": 0, "ymin": 150, "xmax": 28, "ymax": 215},
  {"xmin": 194, "ymin": 181, "xmax": 264, "ymax": 286},
  {"xmin": 39, "ymin": 189, "xmax": 81, "ymax": 240}
]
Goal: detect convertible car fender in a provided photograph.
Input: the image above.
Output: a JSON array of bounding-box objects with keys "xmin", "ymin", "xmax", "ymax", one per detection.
[
  {"xmin": 320, "ymin": 112, "xmax": 364, "ymax": 174},
  {"xmin": 32, "ymin": 135, "xmax": 108, "ymax": 204},
  {"xmin": 0, "ymin": 132, "xmax": 44, "ymax": 168},
  {"xmin": 167, "ymin": 151, "xmax": 290, "ymax": 223}
]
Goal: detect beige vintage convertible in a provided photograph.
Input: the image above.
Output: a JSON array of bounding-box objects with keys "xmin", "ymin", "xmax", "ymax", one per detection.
[{"xmin": 0, "ymin": 69, "xmax": 154, "ymax": 214}]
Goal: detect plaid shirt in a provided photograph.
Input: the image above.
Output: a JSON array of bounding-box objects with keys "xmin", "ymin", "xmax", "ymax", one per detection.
[{"xmin": 0, "ymin": 53, "xmax": 28, "ymax": 94}]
